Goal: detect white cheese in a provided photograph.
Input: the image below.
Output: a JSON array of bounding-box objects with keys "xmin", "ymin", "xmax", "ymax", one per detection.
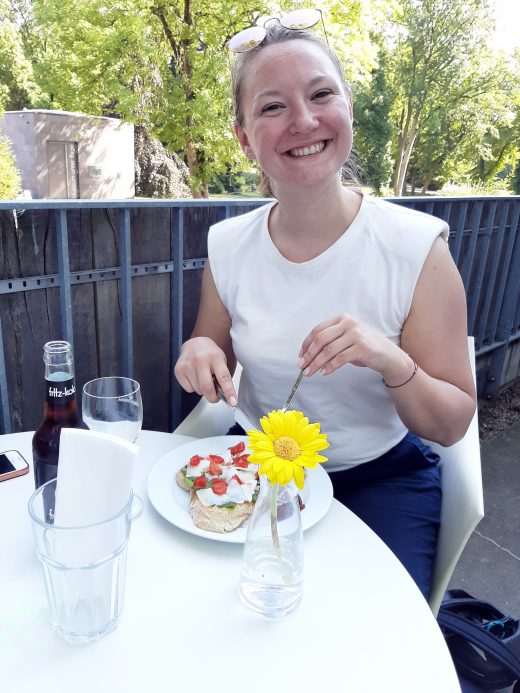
[
  {"xmin": 233, "ymin": 468, "xmax": 256, "ymax": 484},
  {"xmin": 196, "ymin": 488, "xmax": 230, "ymax": 507},
  {"xmin": 185, "ymin": 458, "xmax": 210, "ymax": 478},
  {"xmin": 195, "ymin": 477, "xmax": 258, "ymax": 506},
  {"xmin": 221, "ymin": 466, "xmax": 236, "ymax": 483}
]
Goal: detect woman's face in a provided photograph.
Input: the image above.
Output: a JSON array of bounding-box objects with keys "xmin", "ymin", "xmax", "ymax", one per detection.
[{"xmin": 235, "ymin": 40, "xmax": 353, "ymax": 194}]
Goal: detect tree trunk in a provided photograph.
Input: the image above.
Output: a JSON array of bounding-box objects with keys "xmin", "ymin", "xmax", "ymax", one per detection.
[
  {"xmin": 185, "ymin": 138, "xmax": 202, "ymax": 198},
  {"xmin": 392, "ymin": 108, "xmax": 406, "ymax": 192},
  {"xmin": 410, "ymin": 168, "xmax": 417, "ymax": 195},
  {"xmin": 421, "ymin": 172, "xmax": 434, "ymax": 194},
  {"xmin": 394, "ymin": 121, "xmax": 419, "ymax": 196}
]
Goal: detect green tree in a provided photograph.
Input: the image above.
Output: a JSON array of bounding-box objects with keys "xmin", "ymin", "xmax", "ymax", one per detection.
[
  {"xmin": 512, "ymin": 158, "xmax": 520, "ymax": 194},
  {"xmin": 353, "ymin": 48, "xmax": 393, "ymax": 194},
  {"xmin": 29, "ymin": 0, "xmax": 276, "ymax": 197},
  {"xmin": 29, "ymin": 0, "xmax": 382, "ymax": 197},
  {"xmin": 0, "ymin": 104, "xmax": 21, "ymax": 199},
  {"xmin": 472, "ymin": 51, "xmax": 520, "ymax": 187},
  {"xmin": 0, "ymin": 0, "xmax": 48, "ymax": 110},
  {"xmin": 388, "ymin": 0, "xmax": 495, "ymax": 195},
  {"xmin": 405, "ymin": 50, "xmax": 516, "ymax": 192},
  {"xmin": 0, "ymin": 136, "xmax": 21, "ymax": 199}
]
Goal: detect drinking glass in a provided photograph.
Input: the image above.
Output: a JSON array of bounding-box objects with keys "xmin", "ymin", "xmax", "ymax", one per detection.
[
  {"xmin": 82, "ymin": 377, "xmax": 143, "ymax": 443},
  {"xmin": 28, "ymin": 478, "xmax": 137, "ymax": 643}
]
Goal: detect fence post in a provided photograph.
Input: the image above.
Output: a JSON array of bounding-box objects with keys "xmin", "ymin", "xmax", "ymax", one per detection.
[
  {"xmin": 118, "ymin": 208, "xmax": 133, "ymax": 377},
  {"xmin": 56, "ymin": 209, "xmax": 74, "ymax": 345},
  {"xmin": 0, "ymin": 315, "xmax": 11, "ymax": 434},
  {"xmin": 170, "ymin": 207, "xmax": 184, "ymax": 431}
]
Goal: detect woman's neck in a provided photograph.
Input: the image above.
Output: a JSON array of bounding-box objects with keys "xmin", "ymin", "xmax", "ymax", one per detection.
[{"xmin": 268, "ymin": 183, "xmax": 362, "ymax": 263}]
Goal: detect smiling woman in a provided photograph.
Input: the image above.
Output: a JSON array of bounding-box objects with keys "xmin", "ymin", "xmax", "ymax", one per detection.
[{"xmin": 174, "ymin": 20, "xmax": 476, "ymax": 602}]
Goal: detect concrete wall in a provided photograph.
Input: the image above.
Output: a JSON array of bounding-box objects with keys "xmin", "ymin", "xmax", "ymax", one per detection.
[{"xmin": 1, "ymin": 110, "xmax": 134, "ymax": 199}]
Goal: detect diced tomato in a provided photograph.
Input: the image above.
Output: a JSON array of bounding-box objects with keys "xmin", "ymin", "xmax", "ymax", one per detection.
[
  {"xmin": 208, "ymin": 460, "xmax": 222, "ymax": 476},
  {"xmin": 189, "ymin": 454, "xmax": 204, "ymax": 467},
  {"xmin": 193, "ymin": 475, "xmax": 207, "ymax": 489},
  {"xmin": 232, "ymin": 474, "xmax": 243, "ymax": 485},
  {"xmin": 212, "ymin": 479, "xmax": 228, "ymax": 496},
  {"xmin": 234, "ymin": 455, "xmax": 250, "ymax": 469},
  {"xmin": 228, "ymin": 441, "xmax": 245, "ymax": 456},
  {"xmin": 208, "ymin": 454, "xmax": 224, "ymax": 464}
]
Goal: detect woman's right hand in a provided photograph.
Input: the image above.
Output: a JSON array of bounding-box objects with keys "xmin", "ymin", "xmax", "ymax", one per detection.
[{"xmin": 174, "ymin": 336, "xmax": 237, "ymax": 405}]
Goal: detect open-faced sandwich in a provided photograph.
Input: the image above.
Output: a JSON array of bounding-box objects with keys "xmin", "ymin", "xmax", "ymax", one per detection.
[{"xmin": 176, "ymin": 441, "xmax": 260, "ymax": 533}]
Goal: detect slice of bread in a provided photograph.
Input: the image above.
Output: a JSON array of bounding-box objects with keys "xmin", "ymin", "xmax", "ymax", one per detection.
[{"xmin": 189, "ymin": 492, "xmax": 253, "ymax": 533}]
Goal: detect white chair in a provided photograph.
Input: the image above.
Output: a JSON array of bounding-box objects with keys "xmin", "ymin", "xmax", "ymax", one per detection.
[
  {"xmin": 173, "ymin": 341, "xmax": 484, "ymax": 616},
  {"xmin": 426, "ymin": 336, "xmax": 484, "ymax": 615}
]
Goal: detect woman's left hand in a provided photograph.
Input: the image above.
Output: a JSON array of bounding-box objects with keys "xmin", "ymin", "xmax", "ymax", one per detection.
[{"xmin": 297, "ymin": 313, "xmax": 412, "ymax": 383}]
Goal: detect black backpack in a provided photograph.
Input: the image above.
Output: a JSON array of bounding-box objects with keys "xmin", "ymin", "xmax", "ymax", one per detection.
[{"xmin": 438, "ymin": 589, "xmax": 520, "ymax": 691}]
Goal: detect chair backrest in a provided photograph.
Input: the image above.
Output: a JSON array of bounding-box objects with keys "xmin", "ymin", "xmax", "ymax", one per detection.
[{"xmin": 426, "ymin": 336, "xmax": 484, "ymax": 615}]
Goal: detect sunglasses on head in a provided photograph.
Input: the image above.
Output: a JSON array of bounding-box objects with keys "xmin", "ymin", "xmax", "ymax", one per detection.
[{"xmin": 228, "ymin": 8, "xmax": 328, "ymax": 53}]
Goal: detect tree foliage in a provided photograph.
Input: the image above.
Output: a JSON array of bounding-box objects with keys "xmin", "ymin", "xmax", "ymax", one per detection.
[
  {"xmin": 387, "ymin": 0, "xmax": 497, "ymax": 195},
  {"xmin": 28, "ymin": 0, "xmax": 279, "ymax": 196},
  {"xmin": 353, "ymin": 47, "xmax": 393, "ymax": 194},
  {"xmin": 0, "ymin": 0, "xmax": 47, "ymax": 109},
  {"xmin": 0, "ymin": 103, "xmax": 21, "ymax": 200},
  {"xmin": 26, "ymin": 0, "xmax": 379, "ymax": 197},
  {"xmin": 1, "ymin": 0, "xmax": 518, "ymax": 197},
  {"xmin": 0, "ymin": 136, "xmax": 21, "ymax": 199}
]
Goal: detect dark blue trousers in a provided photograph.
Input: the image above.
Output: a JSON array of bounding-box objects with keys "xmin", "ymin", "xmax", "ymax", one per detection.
[
  {"xmin": 227, "ymin": 424, "xmax": 441, "ymax": 601},
  {"xmin": 328, "ymin": 432, "xmax": 442, "ymax": 600}
]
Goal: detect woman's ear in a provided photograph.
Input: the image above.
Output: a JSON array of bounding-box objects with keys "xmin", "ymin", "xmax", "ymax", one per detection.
[{"xmin": 234, "ymin": 122, "xmax": 255, "ymax": 160}]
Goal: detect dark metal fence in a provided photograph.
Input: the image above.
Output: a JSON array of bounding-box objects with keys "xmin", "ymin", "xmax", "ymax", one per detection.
[{"xmin": 1, "ymin": 195, "xmax": 519, "ymax": 435}]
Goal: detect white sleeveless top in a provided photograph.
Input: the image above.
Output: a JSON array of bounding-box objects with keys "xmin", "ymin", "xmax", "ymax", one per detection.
[{"xmin": 208, "ymin": 194, "xmax": 449, "ymax": 471}]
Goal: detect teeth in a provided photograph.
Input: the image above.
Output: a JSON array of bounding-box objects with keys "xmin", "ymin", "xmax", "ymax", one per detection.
[{"xmin": 289, "ymin": 141, "xmax": 325, "ymax": 157}]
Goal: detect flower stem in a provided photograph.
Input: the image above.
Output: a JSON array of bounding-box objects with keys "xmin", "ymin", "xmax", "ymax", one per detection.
[{"xmin": 270, "ymin": 482, "xmax": 281, "ymax": 558}]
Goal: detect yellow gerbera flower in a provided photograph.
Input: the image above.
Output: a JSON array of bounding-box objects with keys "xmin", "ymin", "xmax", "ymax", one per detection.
[{"xmin": 247, "ymin": 410, "xmax": 329, "ymax": 490}]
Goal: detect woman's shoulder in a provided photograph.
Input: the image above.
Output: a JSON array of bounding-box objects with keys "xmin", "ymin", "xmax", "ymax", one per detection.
[{"xmin": 362, "ymin": 195, "xmax": 449, "ymax": 240}]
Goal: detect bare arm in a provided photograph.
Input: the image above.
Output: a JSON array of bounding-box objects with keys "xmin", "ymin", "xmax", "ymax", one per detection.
[
  {"xmin": 388, "ymin": 237, "xmax": 476, "ymax": 445},
  {"xmin": 298, "ymin": 237, "xmax": 476, "ymax": 446},
  {"xmin": 174, "ymin": 263, "xmax": 238, "ymax": 404}
]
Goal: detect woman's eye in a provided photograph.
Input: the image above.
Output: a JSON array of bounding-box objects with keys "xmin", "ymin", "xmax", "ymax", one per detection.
[
  {"xmin": 313, "ymin": 89, "xmax": 332, "ymax": 99},
  {"xmin": 261, "ymin": 103, "xmax": 282, "ymax": 113}
]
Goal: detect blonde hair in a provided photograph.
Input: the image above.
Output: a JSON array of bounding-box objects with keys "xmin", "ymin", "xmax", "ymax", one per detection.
[{"xmin": 231, "ymin": 23, "xmax": 358, "ymax": 196}]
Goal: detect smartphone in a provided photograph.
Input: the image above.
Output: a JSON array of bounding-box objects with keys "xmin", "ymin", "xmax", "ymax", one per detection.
[{"xmin": 0, "ymin": 450, "xmax": 30, "ymax": 482}]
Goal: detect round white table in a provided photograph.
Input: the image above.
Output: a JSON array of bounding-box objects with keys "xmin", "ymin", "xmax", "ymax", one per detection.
[{"xmin": 0, "ymin": 430, "xmax": 461, "ymax": 693}]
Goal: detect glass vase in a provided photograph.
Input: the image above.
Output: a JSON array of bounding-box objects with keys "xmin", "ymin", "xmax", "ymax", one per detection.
[{"xmin": 238, "ymin": 476, "xmax": 304, "ymax": 618}]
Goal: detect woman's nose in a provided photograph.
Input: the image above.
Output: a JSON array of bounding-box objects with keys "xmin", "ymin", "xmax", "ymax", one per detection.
[{"xmin": 289, "ymin": 103, "xmax": 318, "ymax": 134}]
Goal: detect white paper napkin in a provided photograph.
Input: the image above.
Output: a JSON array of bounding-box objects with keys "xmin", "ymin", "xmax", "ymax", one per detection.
[{"xmin": 54, "ymin": 428, "xmax": 139, "ymax": 528}]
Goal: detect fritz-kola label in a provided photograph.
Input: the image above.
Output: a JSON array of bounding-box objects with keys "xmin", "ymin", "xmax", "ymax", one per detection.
[{"xmin": 45, "ymin": 377, "xmax": 76, "ymax": 403}]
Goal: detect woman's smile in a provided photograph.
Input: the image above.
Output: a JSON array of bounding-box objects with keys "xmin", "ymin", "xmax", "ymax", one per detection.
[{"xmin": 286, "ymin": 140, "xmax": 328, "ymax": 157}]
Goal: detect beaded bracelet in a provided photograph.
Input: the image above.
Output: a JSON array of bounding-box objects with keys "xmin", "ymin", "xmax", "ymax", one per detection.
[{"xmin": 383, "ymin": 356, "xmax": 418, "ymax": 388}]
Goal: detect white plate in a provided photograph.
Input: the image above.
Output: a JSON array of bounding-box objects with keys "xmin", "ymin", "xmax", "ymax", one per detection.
[{"xmin": 147, "ymin": 435, "xmax": 333, "ymax": 544}]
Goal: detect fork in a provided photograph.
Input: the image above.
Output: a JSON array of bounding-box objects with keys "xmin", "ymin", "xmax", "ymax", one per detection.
[{"xmin": 281, "ymin": 370, "xmax": 305, "ymax": 413}]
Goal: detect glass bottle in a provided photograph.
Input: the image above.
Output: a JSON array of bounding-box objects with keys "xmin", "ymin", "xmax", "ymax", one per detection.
[
  {"xmin": 32, "ymin": 340, "xmax": 81, "ymax": 491},
  {"xmin": 238, "ymin": 475, "xmax": 304, "ymax": 618}
]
